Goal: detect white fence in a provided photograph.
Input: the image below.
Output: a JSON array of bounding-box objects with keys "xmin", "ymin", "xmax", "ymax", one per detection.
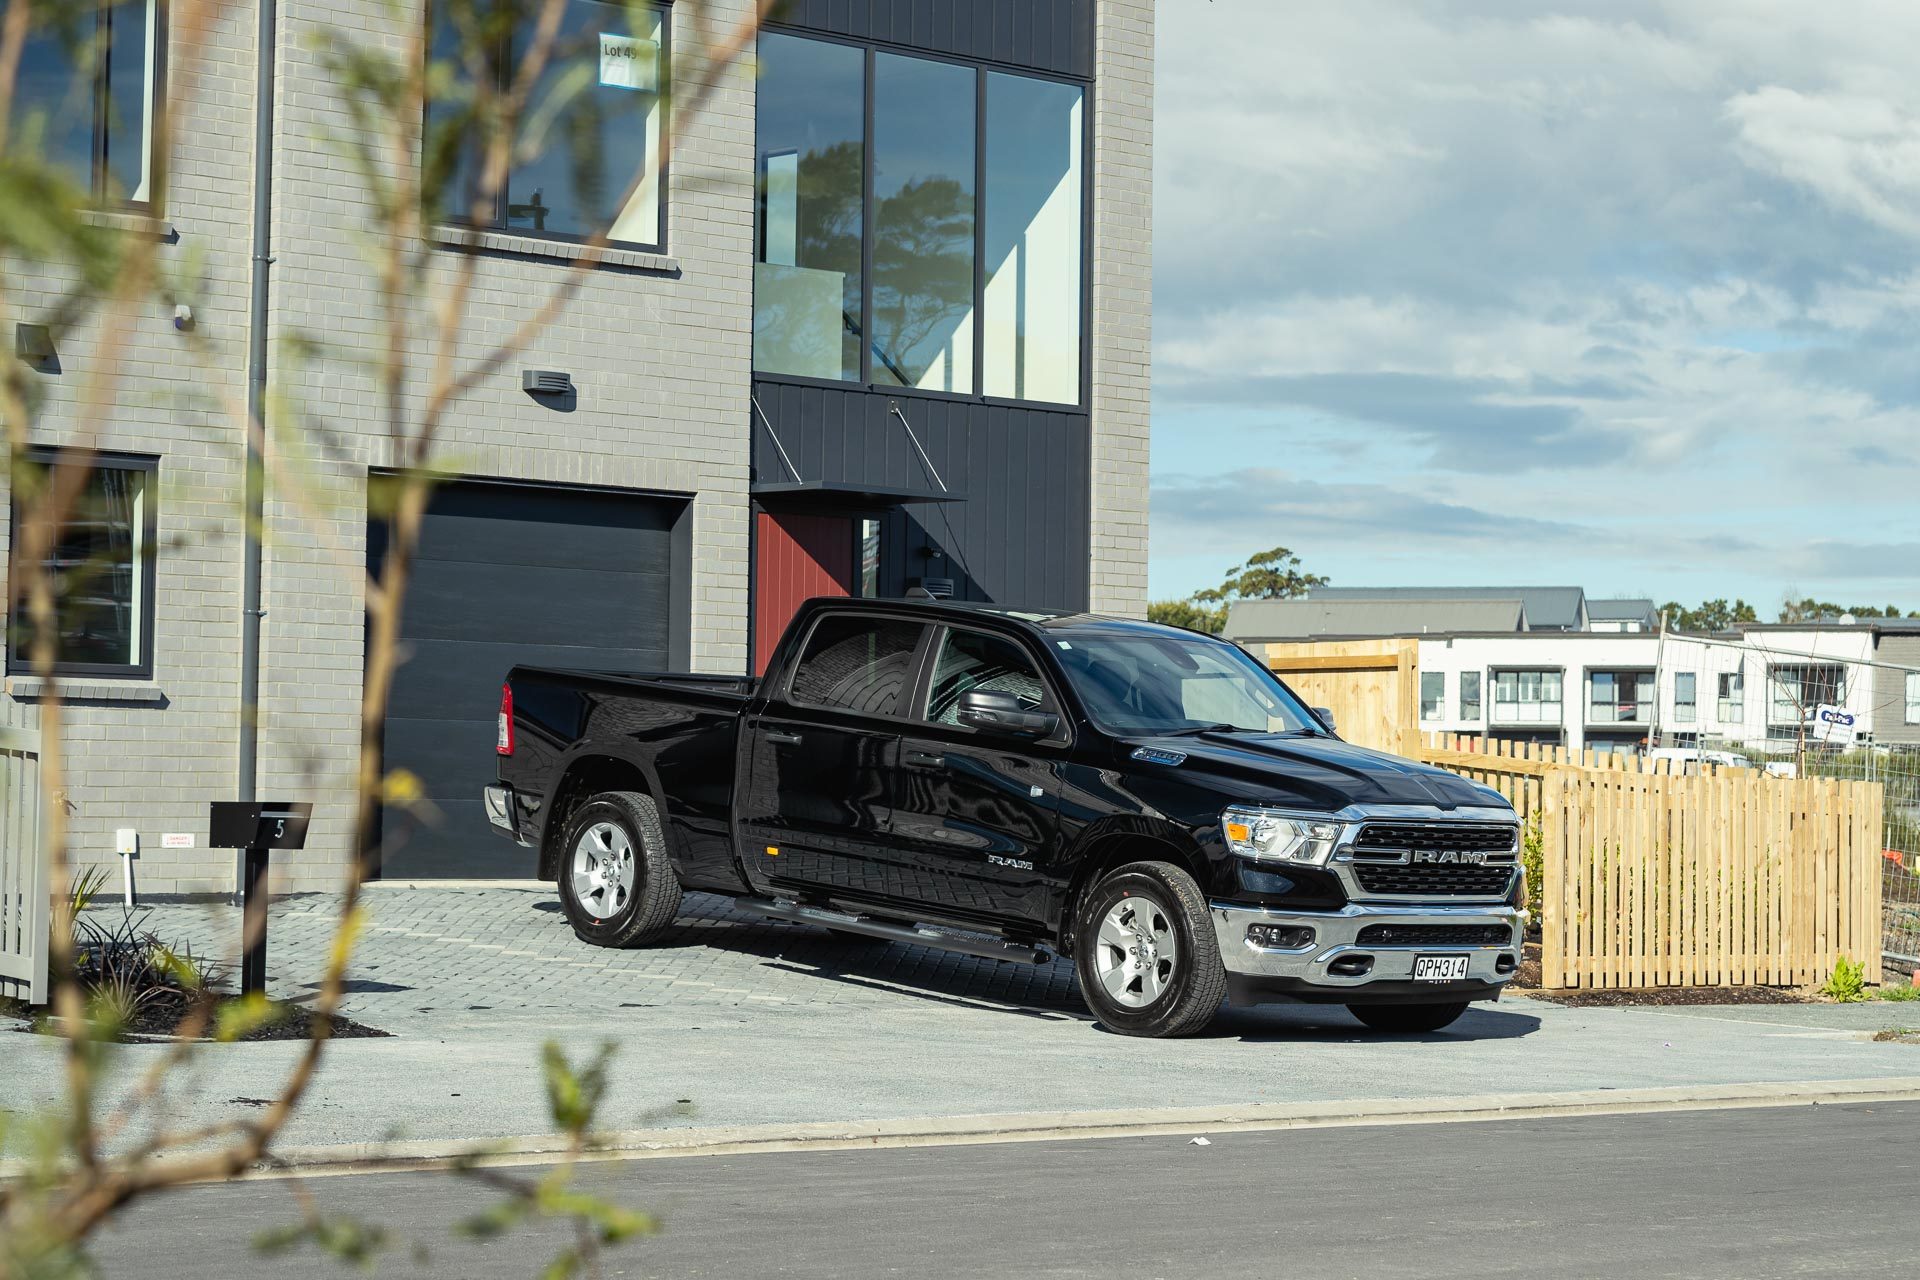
[{"xmin": 1, "ymin": 696, "xmax": 47, "ymax": 1005}]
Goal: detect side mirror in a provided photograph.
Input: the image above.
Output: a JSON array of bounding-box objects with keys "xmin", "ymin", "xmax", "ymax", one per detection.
[
  {"xmin": 957, "ymin": 689, "xmax": 1059, "ymax": 739},
  {"xmin": 1312, "ymin": 706, "xmax": 1338, "ymax": 735}
]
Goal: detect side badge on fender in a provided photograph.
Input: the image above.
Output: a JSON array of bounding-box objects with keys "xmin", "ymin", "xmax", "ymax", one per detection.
[{"xmin": 1130, "ymin": 747, "xmax": 1187, "ymax": 766}]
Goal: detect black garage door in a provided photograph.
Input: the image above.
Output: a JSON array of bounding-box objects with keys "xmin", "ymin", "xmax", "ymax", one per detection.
[{"xmin": 369, "ymin": 479, "xmax": 687, "ymax": 878}]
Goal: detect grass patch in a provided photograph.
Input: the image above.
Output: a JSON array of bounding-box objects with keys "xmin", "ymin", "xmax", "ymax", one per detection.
[{"xmin": 1875, "ymin": 982, "xmax": 1920, "ymax": 1003}]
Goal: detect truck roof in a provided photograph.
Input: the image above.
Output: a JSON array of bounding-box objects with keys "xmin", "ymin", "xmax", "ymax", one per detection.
[{"xmin": 846, "ymin": 597, "xmax": 1189, "ymax": 638}]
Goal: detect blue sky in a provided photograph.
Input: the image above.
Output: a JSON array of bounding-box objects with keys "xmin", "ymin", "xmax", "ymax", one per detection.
[{"xmin": 1147, "ymin": 0, "xmax": 1920, "ymax": 613}]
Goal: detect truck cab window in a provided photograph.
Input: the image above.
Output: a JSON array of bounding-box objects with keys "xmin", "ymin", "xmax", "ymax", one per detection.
[
  {"xmin": 925, "ymin": 630, "xmax": 1048, "ymax": 725},
  {"xmin": 787, "ymin": 616, "xmax": 923, "ymax": 716}
]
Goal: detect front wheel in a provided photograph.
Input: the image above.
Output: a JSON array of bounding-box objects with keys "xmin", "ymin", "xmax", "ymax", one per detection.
[
  {"xmin": 557, "ymin": 791, "xmax": 682, "ymax": 948},
  {"xmin": 1072, "ymin": 861, "xmax": 1225, "ymax": 1038},
  {"xmin": 1346, "ymin": 1001, "xmax": 1471, "ymax": 1033}
]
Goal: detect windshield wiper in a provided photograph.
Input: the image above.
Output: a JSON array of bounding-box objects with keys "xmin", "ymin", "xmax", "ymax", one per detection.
[{"xmin": 1157, "ymin": 723, "xmax": 1244, "ymax": 737}]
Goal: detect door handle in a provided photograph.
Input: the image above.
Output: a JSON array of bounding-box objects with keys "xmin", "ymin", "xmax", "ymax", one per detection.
[
  {"xmin": 765, "ymin": 730, "xmax": 804, "ymax": 746},
  {"xmin": 905, "ymin": 750, "xmax": 946, "ymax": 768}
]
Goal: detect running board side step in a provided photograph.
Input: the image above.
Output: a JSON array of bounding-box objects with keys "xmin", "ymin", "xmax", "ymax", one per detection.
[{"xmin": 734, "ymin": 897, "xmax": 1050, "ymax": 966}]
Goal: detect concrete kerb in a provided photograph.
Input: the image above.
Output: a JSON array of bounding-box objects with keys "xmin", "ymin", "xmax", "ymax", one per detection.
[{"xmin": 58, "ymin": 1076, "xmax": 1920, "ymax": 1184}]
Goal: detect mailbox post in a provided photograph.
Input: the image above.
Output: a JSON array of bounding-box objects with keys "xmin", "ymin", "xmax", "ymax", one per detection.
[{"xmin": 210, "ymin": 802, "xmax": 313, "ymax": 997}]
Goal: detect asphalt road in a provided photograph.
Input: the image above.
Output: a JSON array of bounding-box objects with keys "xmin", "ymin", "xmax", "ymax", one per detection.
[{"xmin": 88, "ymin": 1101, "xmax": 1920, "ymax": 1279}]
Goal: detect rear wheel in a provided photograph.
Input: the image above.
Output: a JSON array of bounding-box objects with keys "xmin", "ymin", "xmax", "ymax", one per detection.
[
  {"xmin": 557, "ymin": 791, "xmax": 681, "ymax": 948},
  {"xmin": 1072, "ymin": 862, "xmax": 1225, "ymax": 1038},
  {"xmin": 1346, "ymin": 1001, "xmax": 1471, "ymax": 1033}
]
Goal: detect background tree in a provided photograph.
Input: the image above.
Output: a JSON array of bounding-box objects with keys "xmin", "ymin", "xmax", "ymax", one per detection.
[
  {"xmin": 1657, "ymin": 598, "xmax": 1759, "ymax": 632},
  {"xmin": 1146, "ymin": 546, "xmax": 1328, "ymax": 635}
]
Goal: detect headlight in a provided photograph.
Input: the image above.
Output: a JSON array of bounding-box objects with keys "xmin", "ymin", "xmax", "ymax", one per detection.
[{"xmin": 1220, "ymin": 806, "xmax": 1343, "ymax": 866}]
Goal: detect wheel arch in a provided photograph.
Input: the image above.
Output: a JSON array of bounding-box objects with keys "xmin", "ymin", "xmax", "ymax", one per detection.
[
  {"xmin": 1054, "ymin": 821, "xmax": 1210, "ymax": 955},
  {"xmin": 538, "ymin": 753, "xmax": 662, "ymax": 880}
]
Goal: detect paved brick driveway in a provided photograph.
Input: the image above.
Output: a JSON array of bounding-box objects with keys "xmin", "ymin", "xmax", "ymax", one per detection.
[{"xmin": 104, "ymin": 886, "xmax": 1086, "ymax": 1033}]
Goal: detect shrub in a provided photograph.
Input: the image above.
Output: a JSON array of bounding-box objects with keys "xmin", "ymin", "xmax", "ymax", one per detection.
[
  {"xmin": 1520, "ymin": 819, "xmax": 1545, "ymax": 924},
  {"xmin": 1819, "ymin": 954, "xmax": 1868, "ymax": 1002}
]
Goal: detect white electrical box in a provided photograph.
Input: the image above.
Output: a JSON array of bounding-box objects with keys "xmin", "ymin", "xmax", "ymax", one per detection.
[{"xmin": 115, "ymin": 828, "xmax": 139, "ymax": 855}]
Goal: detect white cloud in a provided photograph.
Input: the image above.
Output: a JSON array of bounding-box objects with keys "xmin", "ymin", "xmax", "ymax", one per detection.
[{"xmin": 1727, "ymin": 88, "xmax": 1920, "ymax": 238}]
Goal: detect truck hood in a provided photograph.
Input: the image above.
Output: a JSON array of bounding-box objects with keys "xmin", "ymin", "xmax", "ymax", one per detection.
[{"xmin": 1130, "ymin": 731, "xmax": 1507, "ymax": 813}]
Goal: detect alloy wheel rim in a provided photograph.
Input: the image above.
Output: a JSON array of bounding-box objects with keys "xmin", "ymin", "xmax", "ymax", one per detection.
[
  {"xmin": 1093, "ymin": 892, "xmax": 1179, "ymax": 1009},
  {"xmin": 571, "ymin": 821, "xmax": 636, "ymax": 919}
]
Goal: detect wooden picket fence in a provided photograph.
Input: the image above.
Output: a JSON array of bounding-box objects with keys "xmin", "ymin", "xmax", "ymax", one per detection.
[
  {"xmin": 1417, "ymin": 733, "xmax": 1884, "ymax": 991},
  {"xmin": 0, "ymin": 696, "xmax": 48, "ymax": 1005}
]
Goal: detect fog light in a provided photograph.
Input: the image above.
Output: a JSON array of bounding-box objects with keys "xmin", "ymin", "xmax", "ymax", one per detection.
[
  {"xmin": 1247, "ymin": 923, "xmax": 1315, "ymax": 950},
  {"xmin": 1496, "ymin": 953, "xmax": 1518, "ymax": 974}
]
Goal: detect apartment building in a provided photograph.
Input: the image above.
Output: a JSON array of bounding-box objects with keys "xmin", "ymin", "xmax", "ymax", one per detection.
[
  {"xmin": 1228, "ymin": 591, "xmax": 1910, "ymax": 755},
  {"xmin": 1, "ymin": 1, "xmax": 1154, "ymax": 890}
]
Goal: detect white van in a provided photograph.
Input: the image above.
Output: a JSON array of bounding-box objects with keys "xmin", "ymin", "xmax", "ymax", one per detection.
[{"xmin": 1646, "ymin": 747, "xmax": 1756, "ymax": 774}]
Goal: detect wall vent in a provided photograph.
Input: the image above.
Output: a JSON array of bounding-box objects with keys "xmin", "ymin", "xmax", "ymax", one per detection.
[{"xmin": 522, "ymin": 369, "xmax": 573, "ymax": 396}]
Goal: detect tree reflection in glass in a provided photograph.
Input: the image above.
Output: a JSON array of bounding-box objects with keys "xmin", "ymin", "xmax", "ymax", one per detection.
[{"xmin": 871, "ymin": 53, "xmax": 976, "ymax": 393}]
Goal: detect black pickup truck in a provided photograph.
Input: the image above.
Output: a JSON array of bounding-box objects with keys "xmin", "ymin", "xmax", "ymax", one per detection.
[{"xmin": 486, "ymin": 598, "xmax": 1524, "ymax": 1037}]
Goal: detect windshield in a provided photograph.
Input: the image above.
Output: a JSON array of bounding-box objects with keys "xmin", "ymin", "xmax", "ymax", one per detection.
[{"xmin": 1050, "ymin": 631, "xmax": 1323, "ymax": 737}]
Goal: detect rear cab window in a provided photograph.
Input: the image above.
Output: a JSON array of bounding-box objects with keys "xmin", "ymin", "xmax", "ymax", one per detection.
[{"xmin": 786, "ymin": 615, "xmax": 925, "ymax": 717}]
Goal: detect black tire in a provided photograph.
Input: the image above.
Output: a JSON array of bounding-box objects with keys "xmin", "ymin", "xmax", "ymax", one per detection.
[
  {"xmin": 1346, "ymin": 1001, "xmax": 1471, "ymax": 1034},
  {"xmin": 556, "ymin": 791, "xmax": 682, "ymax": 948},
  {"xmin": 1072, "ymin": 861, "xmax": 1225, "ymax": 1038}
]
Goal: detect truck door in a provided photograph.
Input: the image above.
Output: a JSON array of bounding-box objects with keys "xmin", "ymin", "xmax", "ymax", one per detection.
[
  {"xmin": 887, "ymin": 626, "xmax": 1066, "ymax": 926},
  {"xmin": 737, "ymin": 614, "xmax": 927, "ymax": 895}
]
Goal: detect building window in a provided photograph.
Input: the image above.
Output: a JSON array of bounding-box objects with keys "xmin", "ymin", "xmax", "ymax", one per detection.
[
  {"xmin": 428, "ymin": 1, "xmax": 667, "ymax": 250},
  {"xmin": 752, "ymin": 30, "xmax": 1088, "ymax": 407},
  {"xmin": 1460, "ymin": 670, "xmax": 1482, "ymax": 721},
  {"xmin": 872, "ymin": 51, "xmax": 977, "ymax": 392},
  {"xmin": 754, "ymin": 31, "xmax": 864, "ymax": 380},
  {"xmin": 1674, "ymin": 672, "xmax": 1696, "ymax": 724},
  {"xmin": 855, "ymin": 517, "xmax": 882, "ymax": 598},
  {"xmin": 18, "ymin": 1, "xmax": 163, "ymax": 206},
  {"xmin": 1769, "ymin": 664, "xmax": 1845, "ymax": 728},
  {"xmin": 1908, "ymin": 672, "xmax": 1920, "ymax": 726},
  {"xmin": 1420, "ymin": 671, "xmax": 1445, "ymax": 721},
  {"xmin": 6, "ymin": 451, "xmax": 158, "ymax": 678},
  {"xmin": 1588, "ymin": 670, "xmax": 1653, "ymax": 724},
  {"xmin": 983, "ymin": 71, "xmax": 1083, "ymax": 404},
  {"xmin": 1717, "ymin": 671, "xmax": 1744, "ymax": 723},
  {"xmin": 1492, "ymin": 669, "xmax": 1562, "ymax": 723}
]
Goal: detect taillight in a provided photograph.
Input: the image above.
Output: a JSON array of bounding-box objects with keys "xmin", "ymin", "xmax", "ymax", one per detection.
[{"xmin": 497, "ymin": 682, "xmax": 515, "ymax": 756}]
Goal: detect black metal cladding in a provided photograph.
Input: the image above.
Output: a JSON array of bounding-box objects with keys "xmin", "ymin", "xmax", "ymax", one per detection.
[
  {"xmin": 770, "ymin": 0, "xmax": 1093, "ymax": 78},
  {"xmin": 1354, "ymin": 923, "xmax": 1514, "ymax": 947},
  {"xmin": 751, "ymin": 379, "xmax": 1090, "ymax": 612},
  {"xmin": 1353, "ymin": 863, "xmax": 1517, "ymax": 898}
]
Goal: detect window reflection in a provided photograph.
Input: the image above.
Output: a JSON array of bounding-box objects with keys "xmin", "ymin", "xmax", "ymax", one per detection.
[
  {"xmin": 754, "ymin": 33, "xmax": 864, "ymax": 380},
  {"xmin": 984, "ymin": 73, "xmax": 1082, "ymax": 404},
  {"xmin": 871, "ymin": 52, "xmax": 976, "ymax": 393}
]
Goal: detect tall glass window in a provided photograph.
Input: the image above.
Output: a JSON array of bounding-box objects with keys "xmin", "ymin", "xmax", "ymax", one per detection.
[
  {"xmin": 750, "ymin": 32, "xmax": 1089, "ymax": 405},
  {"xmin": 18, "ymin": 0, "xmax": 161, "ymax": 205},
  {"xmin": 754, "ymin": 33, "xmax": 865, "ymax": 381},
  {"xmin": 428, "ymin": 1, "xmax": 667, "ymax": 249},
  {"xmin": 983, "ymin": 72, "xmax": 1082, "ymax": 404},
  {"xmin": 871, "ymin": 52, "xmax": 976, "ymax": 392}
]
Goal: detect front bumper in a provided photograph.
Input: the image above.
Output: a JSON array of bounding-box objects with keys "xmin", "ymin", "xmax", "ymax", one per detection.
[
  {"xmin": 1211, "ymin": 899, "xmax": 1524, "ymax": 1007},
  {"xmin": 483, "ymin": 784, "xmax": 535, "ymax": 848}
]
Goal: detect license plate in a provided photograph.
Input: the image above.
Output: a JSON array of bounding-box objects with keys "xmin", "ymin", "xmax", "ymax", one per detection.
[{"xmin": 1413, "ymin": 954, "xmax": 1471, "ymax": 982}]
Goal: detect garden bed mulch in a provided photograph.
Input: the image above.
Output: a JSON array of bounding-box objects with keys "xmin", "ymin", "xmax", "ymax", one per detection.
[
  {"xmin": 2, "ymin": 992, "xmax": 388, "ymax": 1042},
  {"xmin": 1507, "ymin": 940, "xmax": 1814, "ymax": 1007}
]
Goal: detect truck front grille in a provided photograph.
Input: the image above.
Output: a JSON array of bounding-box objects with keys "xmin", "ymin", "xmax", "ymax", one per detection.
[
  {"xmin": 1352, "ymin": 863, "xmax": 1516, "ymax": 897},
  {"xmin": 1354, "ymin": 923, "xmax": 1513, "ymax": 947},
  {"xmin": 1353, "ymin": 823, "xmax": 1517, "ymax": 856}
]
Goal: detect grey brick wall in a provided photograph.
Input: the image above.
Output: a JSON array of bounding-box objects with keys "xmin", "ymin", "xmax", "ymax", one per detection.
[
  {"xmin": 1088, "ymin": 0, "xmax": 1153, "ymax": 618},
  {"xmin": 258, "ymin": 0, "xmax": 758, "ymax": 889},
  {"xmin": 2, "ymin": 2, "xmax": 257, "ymax": 894}
]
